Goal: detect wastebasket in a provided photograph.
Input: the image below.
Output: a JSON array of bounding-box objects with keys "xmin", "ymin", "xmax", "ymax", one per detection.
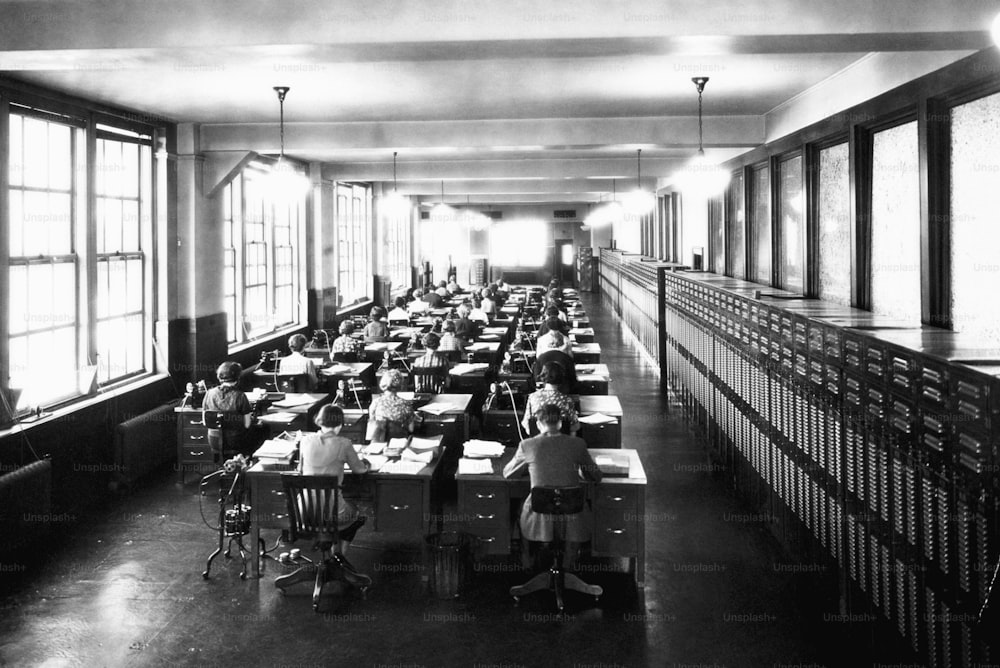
[{"xmin": 425, "ymin": 531, "xmax": 471, "ymax": 599}]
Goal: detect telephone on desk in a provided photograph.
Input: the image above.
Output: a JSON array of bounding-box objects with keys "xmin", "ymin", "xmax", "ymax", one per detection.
[{"xmin": 259, "ymin": 349, "xmax": 281, "ymax": 373}]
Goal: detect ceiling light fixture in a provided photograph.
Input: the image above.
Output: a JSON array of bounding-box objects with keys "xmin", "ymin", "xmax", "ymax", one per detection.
[
  {"xmin": 673, "ymin": 77, "xmax": 729, "ymax": 197},
  {"xmin": 381, "ymin": 151, "xmax": 410, "ymax": 218},
  {"xmin": 623, "ymin": 148, "xmax": 655, "ymax": 216},
  {"xmin": 266, "ymin": 86, "xmax": 310, "ymax": 200},
  {"xmin": 992, "ymin": 12, "xmax": 1000, "ymax": 47},
  {"xmin": 588, "ymin": 179, "xmax": 624, "ymax": 228},
  {"xmin": 430, "ymin": 180, "xmax": 455, "ymax": 223}
]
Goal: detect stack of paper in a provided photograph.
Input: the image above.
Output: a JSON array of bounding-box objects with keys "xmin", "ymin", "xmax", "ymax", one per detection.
[
  {"xmin": 458, "ymin": 458, "xmax": 494, "ymax": 475},
  {"xmin": 380, "ymin": 460, "xmax": 426, "ymax": 475},
  {"xmin": 410, "ymin": 435, "xmax": 443, "ymax": 452},
  {"xmin": 253, "ymin": 439, "xmax": 297, "ymax": 462},
  {"xmin": 362, "ymin": 454, "xmax": 388, "ymax": 472},
  {"xmin": 463, "ymin": 440, "xmax": 505, "ymax": 458},
  {"xmin": 579, "ymin": 412, "xmax": 617, "ymax": 425},
  {"xmin": 322, "ymin": 363, "xmax": 354, "ymax": 375},
  {"xmin": 594, "ymin": 454, "xmax": 630, "ymax": 476},
  {"xmin": 450, "ymin": 363, "xmax": 489, "ymax": 375},
  {"xmin": 257, "ymin": 411, "xmax": 299, "ymax": 424},
  {"xmin": 361, "ymin": 442, "xmax": 385, "ymax": 455},
  {"xmin": 402, "ymin": 448, "xmax": 433, "ymax": 464},
  {"xmin": 271, "ymin": 393, "xmax": 325, "ymax": 408}
]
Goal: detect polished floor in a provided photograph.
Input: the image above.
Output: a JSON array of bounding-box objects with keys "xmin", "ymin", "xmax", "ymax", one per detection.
[{"xmin": 0, "ymin": 292, "xmax": 918, "ymax": 668}]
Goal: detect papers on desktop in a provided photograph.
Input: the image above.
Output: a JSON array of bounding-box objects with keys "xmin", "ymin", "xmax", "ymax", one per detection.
[
  {"xmin": 450, "ymin": 363, "xmax": 489, "ymax": 375},
  {"xmin": 402, "ymin": 448, "xmax": 433, "ymax": 464},
  {"xmin": 258, "ymin": 411, "xmax": 299, "ymax": 424},
  {"xmin": 271, "ymin": 393, "xmax": 326, "ymax": 408},
  {"xmin": 380, "ymin": 460, "xmax": 426, "ymax": 475},
  {"xmin": 362, "ymin": 455, "xmax": 388, "ymax": 472},
  {"xmin": 594, "ymin": 453, "xmax": 630, "ymax": 476},
  {"xmin": 458, "ymin": 458, "xmax": 494, "ymax": 475},
  {"xmin": 254, "ymin": 439, "xmax": 297, "ymax": 460},
  {"xmin": 578, "ymin": 412, "xmax": 617, "ymax": 425},
  {"xmin": 322, "ymin": 364, "xmax": 354, "ymax": 375},
  {"xmin": 362, "ymin": 442, "xmax": 385, "ymax": 455},
  {"xmin": 463, "ymin": 439, "xmax": 505, "ymax": 458},
  {"xmin": 410, "ymin": 435, "xmax": 443, "ymax": 451},
  {"xmin": 466, "ymin": 342, "xmax": 493, "ymax": 350}
]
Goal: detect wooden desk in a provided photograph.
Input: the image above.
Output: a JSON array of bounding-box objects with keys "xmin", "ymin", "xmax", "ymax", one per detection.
[
  {"xmin": 569, "ymin": 327, "xmax": 596, "ymax": 344},
  {"xmin": 320, "ymin": 362, "xmax": 375, "ymax": 389},
  {"xmin": 455, "ymin": 447, "xmax": 647, "ymax": 587},
  {"xmin": 465, "ymin": 341, "xmax": 501, "ymax": 365},
  {"xmin": 572, "ymin": 343, "xmax": 601, "ymax": 364},
  {"xmin": 577, "ymin": 394, "xmax": 622, "ymax": 448},
  {"xmin": 246, "ymin": 456, "xmax": 441, "ymax": 578},
  {"xmin": 362, "ymin": 341, "xmax": 406, "ymax": 364},
  {"xmin": 574, "ymin": 363, "xmax": 610, "ymax": 395}
]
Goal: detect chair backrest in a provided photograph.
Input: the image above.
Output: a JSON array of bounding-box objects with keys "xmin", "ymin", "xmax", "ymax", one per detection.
[
  {"xmin": 280, "ymin": 474, "xmax": 341, "ymax": 543},
  {"xmin": 411, "ymin": 365, "xmax": 449, "ymax": 394},
  {"xmin": 331, "ymin": 351, "xmax": 359, "ymax": 363},
  {"xmin": 530, "ymin": 486, "xmax": 585, "ymax": 515}
]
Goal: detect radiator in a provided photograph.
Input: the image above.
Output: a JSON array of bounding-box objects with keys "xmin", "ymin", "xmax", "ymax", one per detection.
[
  {"xmin": 0, "ymin": 458, "xmax": 52, "ymax": 554},
  {"xmin": 113, "ymin": 400, "xmax": 179, "ymax": 490}
]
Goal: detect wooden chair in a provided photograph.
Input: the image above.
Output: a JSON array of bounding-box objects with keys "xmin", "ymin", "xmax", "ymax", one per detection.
[
  {"xmin": 274, "ymin": 474, "xmax": 371, "ymax": 611},
  {"xmin": 510, "ymin": 486, "xmax": 602, "ymax": 611}
]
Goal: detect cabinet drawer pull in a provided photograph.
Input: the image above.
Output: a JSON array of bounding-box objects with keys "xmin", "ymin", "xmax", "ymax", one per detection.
[
  {"xmin": 188, "ymin": 435, "xmax": 205, "ymax": 440},
  {"xmin": 390, "ymin": 504, "xmax": 411, "ymax": 511},
  {"xmin": 606, "ymin": 528, "xmax": 626, "ymax": 535},
  {"xmin": 475, "ymin": 493, "xmax": 495, "ymax": 500},
  {"xmin": 608, "ymin": 496, "xmax": 625, "ymax": 502},
  {"xmin": 188, "ymin": 450, "xmax": 205, "ymax": 457},
  {"xmin": 476, "ymin": 514, "xmax": 496, "ymax": 520},
  {"xmin": 478, "ymin": 536, "xmax": 496, "ymax": 543}
]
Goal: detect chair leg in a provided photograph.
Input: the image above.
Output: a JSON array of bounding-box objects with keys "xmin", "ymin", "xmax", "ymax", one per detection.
[
  {"xmin": 563, "ymin": 572, "xmax": 602, "ymax": 599},
  {"xmin": 312, "ymin": 560, "xmax": 328, "ymax": 611},
  {"xmin": 275, "ymin": 564, "xmax": 317, "ymax": 590},
  {"xmin": 509, "ymin": 569, "xmax": 554, "ymax": 601}
]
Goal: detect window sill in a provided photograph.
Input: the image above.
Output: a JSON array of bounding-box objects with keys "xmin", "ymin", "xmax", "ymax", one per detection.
[
  {"xmin": 0, "ymin": 372, "xmax": 173, "ymax": 439},
  {"xmin": 228, "ymin": 324, "xmax": 306, "ymax": 355}
]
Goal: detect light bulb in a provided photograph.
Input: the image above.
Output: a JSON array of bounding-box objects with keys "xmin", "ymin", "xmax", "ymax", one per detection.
[{"xmin": 622, "ymin": 188, "xmax": 655, "ymax": 216}]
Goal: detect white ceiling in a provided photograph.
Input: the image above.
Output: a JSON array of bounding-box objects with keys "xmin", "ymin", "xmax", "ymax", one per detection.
[{"xmin": 0, "ymin": 0, "xmax": 994, "ymax": 205}]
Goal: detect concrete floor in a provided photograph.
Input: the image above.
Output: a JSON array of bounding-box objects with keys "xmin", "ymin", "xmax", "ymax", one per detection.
[{"xmin": 0, "ymin": 293, "xmax": 917, "ymax": 668}]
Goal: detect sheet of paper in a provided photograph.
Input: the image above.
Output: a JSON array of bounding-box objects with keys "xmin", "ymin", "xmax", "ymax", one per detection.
[
  {"xmin": 401, "ymin": 448, "xmax": 433, "ymax": 464},
  {"xmin": 257, "ymin": 411, "xmax": 299, "ymax": 424},
  {"xmin": 409, "ymin": 435, "xmax": 443, "ymax": 451},
  {"xmin": 379, "ymin": 460, "xmax": 426, "ymax": 475},
  {"xmin": 463, "ymin": 440, "xmax": 505, "ymax": 458},
  {"xmin": 578, "ymin": 412, "xmax": 617, "ymax": 425},
  {"xmin": 450, "ymin": 363, "xmax": 489, "ymax": 375},
  {"xmin": 458, "ymin": 458, "xmax": 494, "ymax": 475}
]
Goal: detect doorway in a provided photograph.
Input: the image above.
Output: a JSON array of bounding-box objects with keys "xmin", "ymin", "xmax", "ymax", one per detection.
[{"xmin": 553, "ymin": 239, "xmax": 575, "ymax": 287}]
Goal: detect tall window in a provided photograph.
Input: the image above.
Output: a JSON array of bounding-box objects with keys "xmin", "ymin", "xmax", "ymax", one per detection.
[
  {"xmin": 727, "ymin": 171, "xmax": 746, "ymax": 279},
  {"xmin": 5, "ymin": 106, "xmax": 155, "ymax": 412},
  {"xmin": 222, "ymin": 164, "xmax": 305, "ymax": 345},
  {"xmin": 379, "ymin": 203, "xmax": 410, "ymax": 291},
  {"xmin": 750, "ymin": 164, "xmax": 771, "ymax": 285},
  {"xmin": 777, "ymin": 154, "xmax": 804, "ymax": 293},
  {"xmin": 870, "ymin": 121, "xmax": 920, "ymax": 322},
  {"xmin": 709, "ymin": 194, "xmax": 725, "ymax": 273},
  {"xmin": 816, "ymin": 142, "xmax": 851, "ymax": 306},
  {"xmin": 336, "ymin": 183, "xmax": 372, "ymax": 307}
]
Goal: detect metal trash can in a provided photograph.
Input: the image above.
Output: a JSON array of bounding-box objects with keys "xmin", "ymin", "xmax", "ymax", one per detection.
[{"xmin": 425, "ymin": 531, "xmax": 470, "ymax": 599}]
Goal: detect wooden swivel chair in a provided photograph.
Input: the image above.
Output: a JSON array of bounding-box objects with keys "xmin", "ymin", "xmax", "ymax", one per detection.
[
  {"xmin": 510, "ymin": 486, "xmax": 602, "ymax": 611},
  {"xmin": 411, "ymin": 365, "xmax": 449, "ymax": 394},
  {"xmin": 274, "ymin": 474, "xmax": 372, "ymax": 611},
  {"xmin": 202, "ymin": 410, "xmax": 250, "ymax": 460}
]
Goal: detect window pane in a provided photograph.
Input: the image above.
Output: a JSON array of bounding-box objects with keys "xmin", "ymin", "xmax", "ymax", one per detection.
[
  {"xmin": 710, "ymin": 195, "xmax": 724, "ymax": 273},
  {"xmin": 779, "ymin": 155, "xmax": 804, "ymax": 293},
  {"xmin": 48, "ymin": 123, "xmax": 72, "ymax": 191},
  {"xmin": 950, "ymin": 91, "xmax": 1000, "ymax": 341},
  {"xmin": 9, "ymin": 190, "xmax": 24, "ymax": 256},
  {"xmin": 727, "ymin": 172, "xmax": 746, "ymax": 279},
  {"xmin": 817, "ymin": 142, "xmax": 852, "ymax": 306},
  {"xmin": 23, "ymin": 117, "xmax": 49, "ymax": 187},
  {"xmin": 752, "ymin": 166, "xmax": 771, "ymax": 284},
  {"xmin": 870, "ymin": 121, "xmax": 921, "ymax": 322},
  {"xmin": 9, "ymin": 114, "xmax": 23, "ymax": 187}
]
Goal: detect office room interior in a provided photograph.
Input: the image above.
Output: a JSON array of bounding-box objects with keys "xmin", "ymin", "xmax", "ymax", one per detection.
[{"xmin": 1, "ymin": 1, "xmax": 1000, "ymax": 667}]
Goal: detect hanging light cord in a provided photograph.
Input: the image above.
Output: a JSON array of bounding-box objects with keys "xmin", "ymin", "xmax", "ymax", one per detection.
[
  {"xmin": 392, "ymin": 151, "xmax": 398, "ymax": 192},
  {"xmin": 693, "ymin": 77, "xmax": 708, "ymax": 157},
  {"xmin": 636, "ymin": 149, "xmax": 642, "ymax": 188},
  {"xmin": 274, "ymin": 86, "xmax": 289, "ymax": 159}
]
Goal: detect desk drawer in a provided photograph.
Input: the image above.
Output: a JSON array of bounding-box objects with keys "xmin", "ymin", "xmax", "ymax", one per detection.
[
  {"xmin": 181, "ymin": 427, "xmax": 209, "ymax": 445},
  {"xmin": 593, "ymin": 509, "xmax": 639, "ymax": 555},
  {"xmin": 375, "ymin": 481, "xmax": 424, "ymax": 534},
  {"xmin": 461, "ymin": 483, "xmax": 509, "ymax": 518},
  {"xmin": 580, "ymin": 421, "xmax": 621, "ymax": 449},
  {"xmin": 576, "ymin": 378, "xmax": 609, "ymax": 395},
  {"xmin": 180, "ymin": 445, "xmax": 214, "ymax": 463}
]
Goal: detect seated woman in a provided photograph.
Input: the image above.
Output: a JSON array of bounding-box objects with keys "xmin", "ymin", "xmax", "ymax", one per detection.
[
  {"xmin": 535, "ymin": 328, "xmax": 573, "ymax": 357},
  {"xmin": 437, "ymin": 319, "xmax": 464, "ymax": 353},
  {"xmin": 202, "ymin": 361, "xmax": 254, "ymax": 454},
  {"xmin": 480, "ymin": 287, "xmax": 497, "ymax": 318},
  {"xmin": 330, "ymin": 320, "xmax": 362, "ymax": 361},
  {"xmin": 368, "ymin": 369, "xmax": 416, "ymax": 439},
  {"xmin": 298, "ymin": 404, "xmax": 370, "ymax": 557},
  {"xmin": 454, "ymin": 304, "xmax": 480, "ymax": 345},
  {"xmin": 468, "ymin": 296, "xmax": 489, "ymax": 323},
  {"xmin": 424, "ymin": 285, "xmax": 445, "ymax": 309},
  {"xmin": 387, "ymin": 296, "xmax": 410, "ymax": 322},
  {"xmin": 408, "ymin": 289, "xmax": 430, "ymax": 314},
  {"xmin": 503, "ymin": 403, "xmax": 602, "ymax": 570},
  {"xmin": 446, "ymin": 274, "xmax": 462, "ymax": 294},
  {"xmin": 522, "ymin": 362, "xmax": 580, "ymax": 435},
  {"xmin": 363, "ymin": 306, "xmax": 390, "ymax": 342},
  {"xmin": 537, "ymin": 314, "xmax": 570, "ymax": 338},
  {"xmin": 411, "ymin": 332, "xmax": 451, "ymax": 393},
  {"xmin": 278, "ymin": 333, "xmax": 319, "ymax": 391}
]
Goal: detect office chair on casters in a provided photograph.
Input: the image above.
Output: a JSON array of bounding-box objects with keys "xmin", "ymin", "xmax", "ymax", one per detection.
[
  {"xmin": 275, "ymin": 474, "xmax": 372, "ymax": 611},
  {"xmin": 510, "ymin": 486, "xmax": 602, "ymax": 611},
  {"xmin": 202, "ymin": 410, "xmax": 250, "ymax": 460}
]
